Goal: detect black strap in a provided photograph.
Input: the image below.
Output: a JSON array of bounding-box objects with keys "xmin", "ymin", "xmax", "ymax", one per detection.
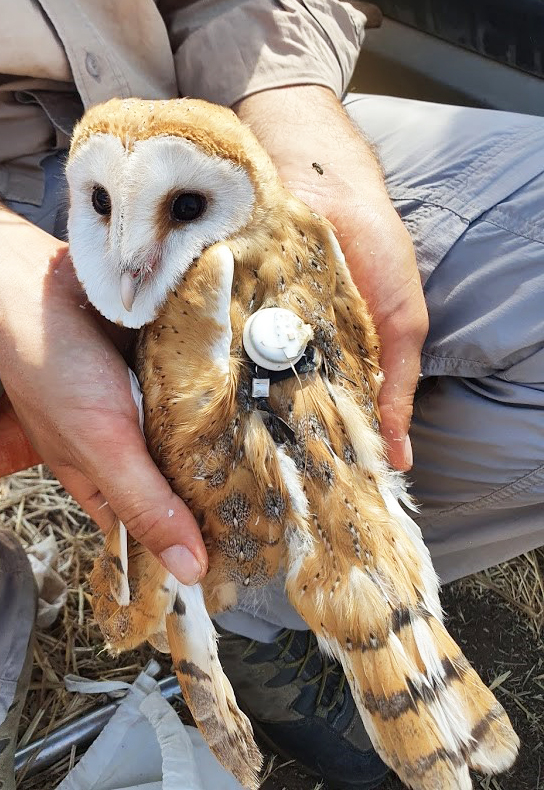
[{"xmin": 251, "ymin": 345, "xmax": 317, "ymax": 385}]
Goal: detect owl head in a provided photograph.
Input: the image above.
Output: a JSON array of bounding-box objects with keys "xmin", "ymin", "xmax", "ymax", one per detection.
[{"xmin": 66, "ymin": 98, "xmax": 279, "ymax": 328}]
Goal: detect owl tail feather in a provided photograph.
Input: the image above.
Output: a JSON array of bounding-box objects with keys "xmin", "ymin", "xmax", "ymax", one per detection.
[
  {"xmin": 311, "ymin": 604, "xmax": 518, "ymax": 790},
  {"xmin": 280, "ymin": 370, "xmax": 518, "ymax": 788},
  {"xmin": 166, "ymin": 582, "xmax": 263, "ymax": 790}
]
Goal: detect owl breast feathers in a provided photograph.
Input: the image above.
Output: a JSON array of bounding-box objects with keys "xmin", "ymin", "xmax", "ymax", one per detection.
[{"xmin": 66, "ymin": 98, "xmax": 519, "ymax": 790}]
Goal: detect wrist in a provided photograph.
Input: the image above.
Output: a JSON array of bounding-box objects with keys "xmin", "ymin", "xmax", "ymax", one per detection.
[
  {"xmin": 234, "ymin": 85, "xmax": 385, "ymax": 193},
  {"xmin": 0, "ymin": 205, "xmax": 69, "ymax": 292}
]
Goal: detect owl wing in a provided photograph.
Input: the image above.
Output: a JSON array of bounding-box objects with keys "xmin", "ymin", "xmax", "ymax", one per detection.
[
  {"xmin": 260, "ymin": 215, "xmax": 519, "ymax": 789},
  {"xmin": 135, "ymin": 210, "xmax": 518, "ymax": 790},
  {"xmin": 91, "ymin": 531, "xmax": 261, "ymax": 790}
]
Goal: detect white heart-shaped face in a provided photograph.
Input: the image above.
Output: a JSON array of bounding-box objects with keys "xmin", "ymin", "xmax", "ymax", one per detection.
[{"xmin": 66, "ymin": 133, "xmax": 255, "ymax": 328}]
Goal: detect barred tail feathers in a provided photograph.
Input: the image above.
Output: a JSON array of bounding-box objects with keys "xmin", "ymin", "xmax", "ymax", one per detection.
[
  {"xmin": 166, "ymin": 582, "xmax": 262, "ymax": 790},
  {"xmin": 424, "ymin": 617, "xmax": 519, "ymax": 774},
  {"xmin": 337, "ymin": 619, "xmax": 473, "ymax": 789},
  {"xmin": 340, "ymin": 604, "xmax": 518, "ymax": 788},
  {"xmin": 286, "ymin": 528, "xmax": 518, "ymax": 790}
]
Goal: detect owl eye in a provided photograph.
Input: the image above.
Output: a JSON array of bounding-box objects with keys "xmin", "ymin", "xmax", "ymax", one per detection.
[
  {"xmin": 170, "ymin": 192, "xmax": 207, "ymax": 222},
  {"xmin": 92, "ymin": 185, "xmax": 111, "ymax": 216}
]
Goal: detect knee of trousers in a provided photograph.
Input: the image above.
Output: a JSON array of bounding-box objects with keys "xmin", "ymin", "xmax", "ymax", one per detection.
[{"xmin": 408, "ymin": 373, "xmax": 544, "ymax": 582}]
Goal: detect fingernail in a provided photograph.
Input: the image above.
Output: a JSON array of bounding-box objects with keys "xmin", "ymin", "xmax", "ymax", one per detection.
[
  {"xmin": 160, "ymin": 545, "xmax": 202, "ymax": 585},
  {"xmin": 403, "ymin": 435, "xmax": 413, "ymax": 468}
]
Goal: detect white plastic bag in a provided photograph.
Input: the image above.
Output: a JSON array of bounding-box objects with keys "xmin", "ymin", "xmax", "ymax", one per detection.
[
  {"xmin": 27, "ymin": 533, "xmax": 67, "ymax": 627},
  {"xmin": 56, "ymin": 663, "xmax": 244, "ymax": 790}
]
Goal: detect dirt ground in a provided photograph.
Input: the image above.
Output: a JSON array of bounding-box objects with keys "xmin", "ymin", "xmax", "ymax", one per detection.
[{"xmin": 1, "ymin": 468, "xmax": 542, "ymax": 790}]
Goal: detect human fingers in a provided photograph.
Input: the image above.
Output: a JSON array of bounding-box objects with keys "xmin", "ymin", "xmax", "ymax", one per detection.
[
  {"xmin": 375, "ymin": 287, "xmax": 428, "ymax": 471},
  {"xmin": 53, "ymin": 417, "xmax": 208, "ymax": 584},
  {"xmin": 0, "ymin": 394, "xmax": 41, "ymax": 477},
  {"xmin": 0, "ymin": 232, "xmax": 208, "ymax": 583}
]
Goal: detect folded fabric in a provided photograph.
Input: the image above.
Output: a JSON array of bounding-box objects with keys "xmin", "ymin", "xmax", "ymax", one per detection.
[
  {"xmin": 27, "ymin": 533, "xmax": 67, "ymax": 628},
  {"xmin": 56, "ymin": 663, "xmax": 244, "ymax": 790}
]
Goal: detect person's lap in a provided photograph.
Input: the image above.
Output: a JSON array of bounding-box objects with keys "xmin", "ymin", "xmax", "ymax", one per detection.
[
  {"xmin": 4, "ymin": 95, "xmax": 544, "ymax": 641},
  {"xmin": 346, "ymin": 94, "xmax": 544, "ymax": 583}
]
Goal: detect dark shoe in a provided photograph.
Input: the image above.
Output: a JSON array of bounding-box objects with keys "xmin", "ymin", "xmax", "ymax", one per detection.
[{"xmin": 218, "ymin": 628, "xmax": 389, "ymax": 789}]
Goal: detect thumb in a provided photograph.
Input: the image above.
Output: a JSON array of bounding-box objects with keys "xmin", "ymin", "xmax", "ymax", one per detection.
[
  {"xmin": 378, "ymin": 375, "xmax": 415, "ymax": 472},
  {"xmin": 377, "ymin": 325, "xmax": 424, "ymax": 472},
  {"xmin": 85, "ymin": 428, "xmax": 208, "ymax": 585}
]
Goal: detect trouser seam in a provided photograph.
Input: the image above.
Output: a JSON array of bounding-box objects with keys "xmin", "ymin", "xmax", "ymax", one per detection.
[
  {"xmin": 390, "ymin": 193, "xmax": 472, "ymax": 224},
  {"xmin": 420, "ymin": 350, "xmax": 492, "ymax": 374},
  {"xmin": 418, "ymin": 463, "xmax": 544, "ymax": 522},
  {"xmin": 392, "ymin": 196, "xmax": 544, "ymax": 246},
  {"xmin": 437, "ymin": 124, "xmax": 541, "ymax": 216},
  {"xmin": 391, "ymin": 124, "xmax": 541, "ymax": 223},
  {"xmin": 477, "ymin": 216, "xmax": 544, "ymax": 246}
]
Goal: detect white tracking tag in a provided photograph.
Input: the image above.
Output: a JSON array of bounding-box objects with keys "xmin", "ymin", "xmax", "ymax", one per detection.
[{"xmin": 243, "ymin": 308, "xmax": 313, "ymax": 372}]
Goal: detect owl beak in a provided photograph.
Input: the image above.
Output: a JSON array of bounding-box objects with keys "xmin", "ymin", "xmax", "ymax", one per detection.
[
  {"xmin": 120, "ymin": 271, "xmax": 141, "ymax": 312},
  {"xmin": 119, "ymin": 251, "xmax": 160, "ymax": 311}
]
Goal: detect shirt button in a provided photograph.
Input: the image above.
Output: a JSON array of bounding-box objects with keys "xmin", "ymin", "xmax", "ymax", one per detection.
[{"xmin": 85, "ymin": 52, "xmax": 101, "ymax": 80}]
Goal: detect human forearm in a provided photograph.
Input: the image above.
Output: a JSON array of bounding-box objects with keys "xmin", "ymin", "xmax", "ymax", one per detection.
[
  {"xmin": 235, "ymin": 85, "xmax": 384, "ymax": 191},
  {"xmin": 0, "ymin": 203, "xmax": 69, "ymax": 349}
]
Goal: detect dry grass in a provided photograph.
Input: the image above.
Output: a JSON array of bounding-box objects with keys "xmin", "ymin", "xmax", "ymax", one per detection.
[
  {"xmin": 469, "ymin": 550, "xmax": 544, "ymax": 635},
  {"xmin": 0, "ymin": 466, "xmax": 174, "ymax": 788},
  {"xmin": 1, "ymin": 466, "xmax": 542, "ymax": 790}
]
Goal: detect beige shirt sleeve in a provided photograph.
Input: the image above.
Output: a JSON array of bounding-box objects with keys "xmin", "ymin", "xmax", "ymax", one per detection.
[{"xmin": 160, "ymin": 0, "xmax": 367, "ymax": 107}]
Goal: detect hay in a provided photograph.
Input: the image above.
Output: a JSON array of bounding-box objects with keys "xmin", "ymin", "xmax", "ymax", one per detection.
[
  {"xmin": 468, "ymin": 549, "xmax": 544, "ymax": 635},
  {"xmin": 0, "ymin": 466, "xmax": 173, "ymax": 788},
  {"xmin": 1, "ymin": 465, "xmax": 543, "ymax": 790}
]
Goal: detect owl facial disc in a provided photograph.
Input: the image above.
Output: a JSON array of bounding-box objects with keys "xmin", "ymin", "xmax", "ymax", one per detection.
[{"xmin": 243, "ymin": 308, "xmax": 313, "ymax": 371}]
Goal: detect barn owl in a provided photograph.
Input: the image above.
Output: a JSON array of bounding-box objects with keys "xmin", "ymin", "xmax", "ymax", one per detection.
[{"xmin": 66, "ymin": 98, "xmax": 518, "ymax": 790}]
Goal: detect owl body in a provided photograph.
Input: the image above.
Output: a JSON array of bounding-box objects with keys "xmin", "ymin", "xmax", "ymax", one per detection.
[{"xmin": 67, "ymin": 99, "xmax": 518, "ymax": 790}]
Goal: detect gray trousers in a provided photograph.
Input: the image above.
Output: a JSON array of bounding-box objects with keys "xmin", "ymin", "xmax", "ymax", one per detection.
[
  {"xmin": 2, "ymin": 97, "xmax": 544, "ymax": 661},
  {"xmin": 0, "ymin": 532, "xmax": 35, "ymax": 725}
]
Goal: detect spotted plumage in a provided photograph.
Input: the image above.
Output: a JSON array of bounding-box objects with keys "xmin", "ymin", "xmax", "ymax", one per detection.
[{"xmin": 67, "ymin": 98, "xmax": 519, "ymax": 790}]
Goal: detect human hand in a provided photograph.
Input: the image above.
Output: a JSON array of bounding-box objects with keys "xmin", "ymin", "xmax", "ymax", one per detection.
[
  {"xmin": 235, "ymin": 86, "xmax": 428, "ymax": 471},
  {"xmin": 0, "ymin": 207, "xmax": 207, "ymax": 583},
  {"xmin": 0, "ymin": 393, "xmax": 41, "ymax": 477}
]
